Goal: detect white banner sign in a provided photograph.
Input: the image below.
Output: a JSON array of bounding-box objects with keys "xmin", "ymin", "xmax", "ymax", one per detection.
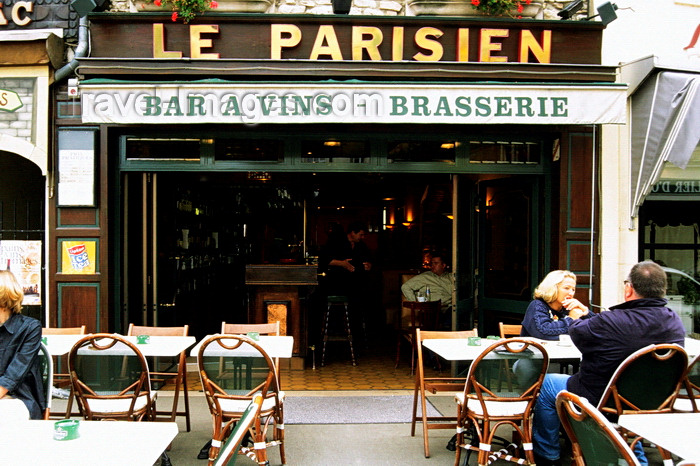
[{"xmin": 80, "ymin": 83, "xmax": 627, "ymax": 125}]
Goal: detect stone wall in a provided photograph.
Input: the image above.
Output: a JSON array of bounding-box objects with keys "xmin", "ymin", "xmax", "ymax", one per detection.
[{"xmin": 0, "ymin": 78, "xmax": 36, "ymax": 144}]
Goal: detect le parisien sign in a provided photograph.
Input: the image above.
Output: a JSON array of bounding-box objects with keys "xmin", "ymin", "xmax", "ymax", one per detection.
[{"xmin": 88, "ymin": 15, "xmax": 603, "ymax": 64}]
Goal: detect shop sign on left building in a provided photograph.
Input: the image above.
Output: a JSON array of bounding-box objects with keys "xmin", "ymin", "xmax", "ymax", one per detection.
[{"xmin": 0, "ymin": 88, "xmax": 23, "ymax": 112}]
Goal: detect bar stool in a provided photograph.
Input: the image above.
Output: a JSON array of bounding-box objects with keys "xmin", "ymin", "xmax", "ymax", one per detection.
[{"xmin": 320, "ymin": 295, "xmax": 357, "ymax": 366}]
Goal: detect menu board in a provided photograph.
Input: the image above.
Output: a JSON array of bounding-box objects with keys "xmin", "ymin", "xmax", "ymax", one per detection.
[
  {"xmin": 58, "ymin": 149, "xmax": 95, "ymax": 206},
  {"xmin": 0, "ymin": 240, "xmax": 42, "ymax": 305}
]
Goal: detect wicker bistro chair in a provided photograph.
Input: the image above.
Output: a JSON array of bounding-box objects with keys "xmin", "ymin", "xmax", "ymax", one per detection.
[
  {"xmin": 68, "ymin": 333, "xmax": 156, "ymax": 422},
  {"xmin": 674, "ymin": 353, "xmax": 700, "ymax": 412},
  {"xmin": 198, "ymin": 334, "xmax": 286, "ymax": 466},
  {"xmin": 213, "ymin": 395, "xmax": 264, "ymax": 466},
  {"xmin": 556, "ymin": 390, "xmax": 641, "ymax": 466},
  {"xmin": 454, "ymin": 338, "xmax": 549, "ymax": 466},
  {"xmin": 127, "ymin": 323, "xmax": 192, "ymax": 431},
  {"xmin": 412, "ymin": 328, "xmax": 478, "ymax": 458},
  {"xmin": 597, "ymin": 343, "xmax": 688, "ymax": 464}
]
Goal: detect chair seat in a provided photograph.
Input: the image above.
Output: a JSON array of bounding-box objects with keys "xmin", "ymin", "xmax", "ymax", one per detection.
[
  {"xmin": 455, "ymin": 392, "xmax": 529, "ymax": 417},
  {"xmin": 86, "ymin": 392, "xmax": 155, "ymax": 414},
  {"xmin": 672, "ymin": 398, "xmax": 695, "ymax": 412},
  {"xmin": 219, "ymin": 391, "xmax": 285, "ymax": 414}
]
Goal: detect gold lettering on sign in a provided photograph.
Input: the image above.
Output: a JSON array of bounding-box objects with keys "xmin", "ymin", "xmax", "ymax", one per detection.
[
  {"xmin": 413, "ymin": 27, "xmax": 444, "ymax": 61},
  {"xmin": 190, "ymin": 24, "xmax": 219, "ymax": 59},
  {"xmin": 352, "ymin": 26, "xmax": 383, "ymax": 61},
  {"xmin": 153, "ymin": 24, "xmax": 183, "ymax": 59},
  {"xmin": 309, "ymin": 25, "xmax": 343, "ymax": 60},
  {"xmin": 457, "ymin": 28, "xmax": 469, "ymax": 61},
  {"xmin": 479, "ymin": 28, "xmax": 509, "ymax": 62},
  {"xmin": 519, "ymin": 29, "xmax": 551, "ymax": 63},
  {"xmin": 12, "ymin": 1, "xmax": 32, "ymax": 26},
  {"xmin": 270, "ymin": 24, "xmax": 302, "ymax": 60},
  {"xmin": 392, "ymin": 27, "xmax": 404, "ymax": 61}
]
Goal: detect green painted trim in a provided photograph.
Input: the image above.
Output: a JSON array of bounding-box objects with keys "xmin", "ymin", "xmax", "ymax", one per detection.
[{"xmin": 57, "ymin": 283, "xmax": 101, "ymax": 332}]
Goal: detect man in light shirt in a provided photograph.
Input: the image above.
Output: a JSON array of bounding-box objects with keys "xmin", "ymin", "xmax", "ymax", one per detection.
[{"xmin": 401, "ymin": 253, "xmax": 454, "ymax": 325}]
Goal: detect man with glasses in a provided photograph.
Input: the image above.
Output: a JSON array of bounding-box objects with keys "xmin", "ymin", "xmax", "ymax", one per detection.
[{"xmin": 531, "ymin": 260, "xmax": 686, "ymax": 466}]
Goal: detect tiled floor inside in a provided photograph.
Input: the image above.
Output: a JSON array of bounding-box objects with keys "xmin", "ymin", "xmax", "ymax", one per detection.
[{"xmin": 182, "ymin": 330, "xmax": 445, "ymax": 392}]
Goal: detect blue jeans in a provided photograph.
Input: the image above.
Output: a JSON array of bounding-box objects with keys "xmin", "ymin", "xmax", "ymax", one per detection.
[{"xmin": 532, "ymin": 374, "xmax": 648, "ymax": 464}]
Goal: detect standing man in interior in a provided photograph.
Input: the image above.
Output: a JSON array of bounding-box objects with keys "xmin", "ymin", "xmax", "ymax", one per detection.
[
  {"xmin": 401, "ymin": 252, "xmax": 454, "ymax": 329},
  {"xmin": 531, "ymin": 260, "xmax": 686, "ymax": 466},
  {"xmin": 319, "ymin": 221, "xmax": 373, "ymax": 343}
]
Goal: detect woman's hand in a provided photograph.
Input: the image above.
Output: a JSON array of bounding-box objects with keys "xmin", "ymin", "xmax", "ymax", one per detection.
[{"xmin": 562, "ymin": 297, "xmax": 589, "ymax": 319}]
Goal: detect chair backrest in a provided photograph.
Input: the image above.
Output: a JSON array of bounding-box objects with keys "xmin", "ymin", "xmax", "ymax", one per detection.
[
  {"xmin": 68, "ymin": 333, "xmax": 153, "ymax": 421},
  {"xmin": 460, "ymin": 337, "xmax": 549, "ymax": 416},
  {"xmin": 597, "ymin": 343, "xmax": 688, "ymax": 417},
  {"xmin": 221, "ymin": 321, "xmax": 280, "ymax": 336},
  {"xmin": 499, "ymin": 322, "xmax": 522, "ymax": 338},
  {"xmin": 42, "ymin": 325, "xmax": 87, "ymax": 335},
  {"xmin": 556, "ymin": 390, "xmax": 641, "ymax": 466},
  {"xmin": 675, "ymin": 353, "xmax": 700, "ymax": 412},
  {"xmin": 416, "ymin": 328, "xmax": 478, "ymax": 387},
  {"xmin": 197, "ymin": 334, "xmax": 281, "ymax": 418},
  {"xmin": 38, "ymin": 342, "xmax": 53, "ymax": 420},
  {"xmin": 402, "ymin": 300, "xmax": 442, "ymax": 330},
  {"xmin": 213, "ymin": 395, "xmax": 263, "ymax": 466},
  {"xmin": 127, "ymin": 323, "xmax": 189, "ymax": 337}
]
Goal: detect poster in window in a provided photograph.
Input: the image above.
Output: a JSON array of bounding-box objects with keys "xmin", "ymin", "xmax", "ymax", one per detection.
[
  {"xmin": 0, "ymin": 240, "xmax": 42, "ymax": 305},
  {"xmin": 61, "ymin": 240, "xmax": 97, "ymax": 274}
]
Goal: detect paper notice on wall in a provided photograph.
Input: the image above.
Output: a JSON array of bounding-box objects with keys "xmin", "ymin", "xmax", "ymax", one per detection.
[
  {"xmin": 0, "ymin": 240, "xmax": 42, "ymax": 305},
  {"xmin": 58, "ymin": 149, "xmax": 95, "ymax": 206}
]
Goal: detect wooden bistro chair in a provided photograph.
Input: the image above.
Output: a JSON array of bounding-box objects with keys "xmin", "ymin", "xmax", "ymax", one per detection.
[
  {"xmin": 127, "ymin": 323, "xmax": 192, "ymax": 431},
  {"xmin": 221, "ymin": 321, "xmax": 281, "ymax": 373},
  {"xmin": 454, "ymin": 338, "xmax": 549, "ymax": 466},
  {"xmin": 597, "ymin": 343, "xmax": 688, "ymax": 464},
  {"xmin": 68, "ymin": 333, "xmax": 157, "ymax": 422},
  {"xmin": 395, "ymin": 299, "xmax": 442, "ymax": 373},
  {"xmin": 213, "ymin": 395, "xmax": 263, "ymax": 466},
  {"xmin": 198, "ymin": 334, "xmax": 285, "ymax": 466},
  {"xmin": 674, "ymin": 353, "xmax": 700, "ymax": 412},
  {"xmin": 556, "ymin": 390, "xmax": 641, "ymax": 466},
  {"xmin": 412, "ymin": 328, "xmax": 478, "ymax": 458},
  {"xmin": 498, "ymin": 322, "xmax": 522, "ymax": 339},
  {"xmin": 42, "ymin": 325, "xmax": 87, "ymax": 419}
]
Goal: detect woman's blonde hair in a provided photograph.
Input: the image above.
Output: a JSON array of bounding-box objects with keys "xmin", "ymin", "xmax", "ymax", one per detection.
[
  {"xmin": 533, "ymin": 270, "xmax": 576, "ymax": 304},
  {"xmin": 0, "ymin": 270, "xmax": 24, "ymax": 314}
]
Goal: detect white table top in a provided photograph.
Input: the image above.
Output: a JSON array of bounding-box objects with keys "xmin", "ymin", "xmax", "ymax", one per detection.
[
  {"xmin": 0, "ymin": 420, "xmax": 178, "ymax": 466},
  {"xmin": 423, "ymin": 337, "xmax": 581, "ymax": 362},
  {"xmin": 423, "ymin": 337, "xmax": 700, "ymax": 362},
  {"xmin": 44, "ymin": 334, "xmax": 196, "ymax": 357},
  {"xmin": 42, "ymin": 334, "xmax": 85, "ymax": 356},
  {"xmin": 190, "ymin": 334, "xmax": 294, "ymax": 358},
  {"xmin": 617, "ymin": 412, "xmax": 700, "ymax": 461},
  {"xmin": 74, "ymin": 335, "xmax": 196, "ymax": 357}
]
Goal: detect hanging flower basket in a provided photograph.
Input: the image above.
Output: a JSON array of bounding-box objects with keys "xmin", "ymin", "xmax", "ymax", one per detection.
[{"xmin": 408, "ymin": 0, "xmax": 543, "ymax": 17}]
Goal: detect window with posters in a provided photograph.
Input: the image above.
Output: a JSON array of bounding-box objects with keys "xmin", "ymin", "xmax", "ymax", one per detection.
[
  {"xmin": 0, "ymin": 240, "xmax": 42, "ymax": 305},
  {"xmin": 60, "ymin": 239, "xmax": 98, "ymax": 275}
]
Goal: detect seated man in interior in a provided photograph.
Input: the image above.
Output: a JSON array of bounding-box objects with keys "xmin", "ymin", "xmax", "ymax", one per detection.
[{"xmin": 401, "ymin": 252, "xmax": 454, "ymax": 329}]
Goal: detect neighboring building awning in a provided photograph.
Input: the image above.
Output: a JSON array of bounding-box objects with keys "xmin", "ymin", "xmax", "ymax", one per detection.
[
  {"xmin": 79, "ymin": 80, "xmax": 627, "ymax": 126},
  {"xmin": 629, "ymin": 67, "xmax": 700, "ymax": 218}
]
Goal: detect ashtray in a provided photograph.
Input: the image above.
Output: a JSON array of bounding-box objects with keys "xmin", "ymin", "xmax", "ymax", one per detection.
[{"xmin": 54, "ymin": 419, "xmax": 80, "ymax": 441}]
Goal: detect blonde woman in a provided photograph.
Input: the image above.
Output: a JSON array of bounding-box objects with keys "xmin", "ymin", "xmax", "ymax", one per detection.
[
  {"xmin": 520, "ymin": 270, "xmax": 589, "ymax": 341},
  {"xmin": 0, "ymin": 270, "xmax": 44, "ymax": 419}
]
